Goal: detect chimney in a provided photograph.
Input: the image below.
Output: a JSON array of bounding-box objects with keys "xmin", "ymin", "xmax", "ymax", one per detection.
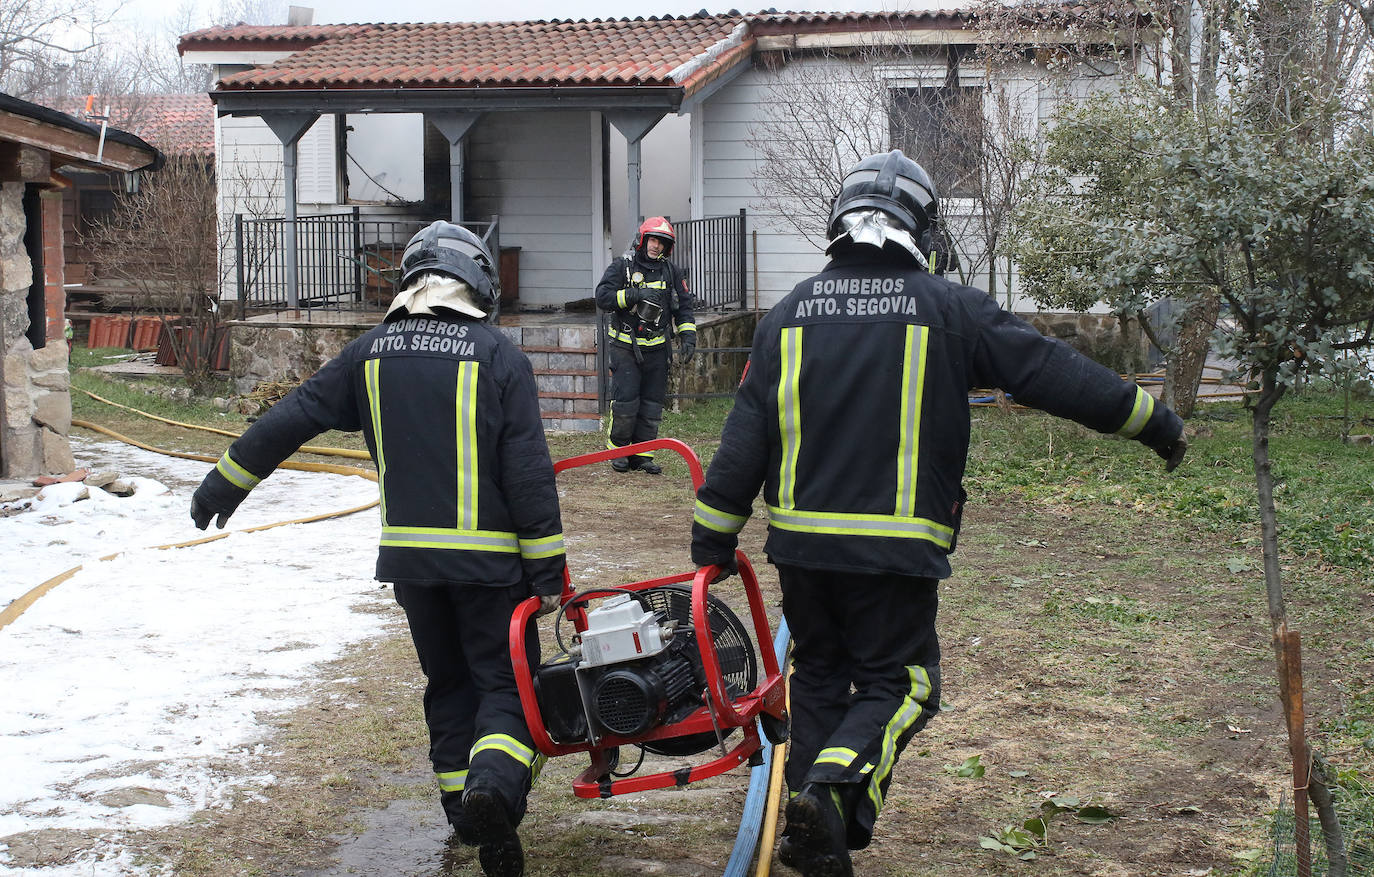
[{"xmin": 287, "ymin": 6, "xmax": 314, "ymax": 26}]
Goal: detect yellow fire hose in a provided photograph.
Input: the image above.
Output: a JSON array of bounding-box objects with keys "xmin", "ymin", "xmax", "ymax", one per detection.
[{"xmin": 1, "ymin": 417, "xmax": 378, "ymax": 633}]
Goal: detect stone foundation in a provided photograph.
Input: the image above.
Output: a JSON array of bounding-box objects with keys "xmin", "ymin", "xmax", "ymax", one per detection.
[
  {"xmin": 670, "ymin": 311, "xmax": 759, "ymax": 404},
  {"xmin": 229, "ymin": 322, "xmax": 366, "ymax": 394},
  {"xmin": 1019, "ymin": 312, "xmax": 1149, "ymax": 375}
]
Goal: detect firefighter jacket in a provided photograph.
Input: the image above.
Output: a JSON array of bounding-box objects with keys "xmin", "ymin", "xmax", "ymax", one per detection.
[
  {"xmin": 205, "ymin": 312, "xmax": 566, "ymax": 594},
  {"xmin": 691, "ymin": 250, "xmax": 1183, "ymax": 580},
  {"xmin": 595, "ymin": 255, "xmax": 696, "ymax": 351}
]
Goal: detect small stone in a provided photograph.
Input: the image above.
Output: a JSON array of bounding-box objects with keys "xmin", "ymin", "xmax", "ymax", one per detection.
[
  {"xmin": 103, "ymin": 479, "xmax": 136, "ymax": 497},
  {"xmin": 85, "ymin": 470, "xmax": 118, "ymax": 488},
  {"xmin": 96, "ymin": 786, "xmax": 172, "ymax": 808}
]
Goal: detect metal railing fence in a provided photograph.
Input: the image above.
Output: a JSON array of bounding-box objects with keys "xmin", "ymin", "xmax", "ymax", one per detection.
[
  {"xmin": 234, "ymin": 209, "xmax": 497, "ymax": 313},
  {"xmin": 674, "ymin": 209, "xmax": 747, "ymax": 312}
]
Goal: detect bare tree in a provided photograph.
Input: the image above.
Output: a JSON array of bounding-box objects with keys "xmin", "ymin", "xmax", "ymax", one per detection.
[
  {"xmin": 83, "ymin": 155, "xmax": 222, "ymax": 393},
  {"xmin": 0, "ymin": 0, "xmax": 124, "ymax": 100}
]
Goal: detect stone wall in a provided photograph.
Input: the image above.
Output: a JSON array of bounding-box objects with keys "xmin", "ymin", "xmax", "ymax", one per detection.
[
  {"xmin": 1, "ymin": 182, "xmax": 74, "ymax": 477},
  {"xmin": 1019, "ymin": 311, "xmax": 1149, "ymax": 375},
  {"xmin": 669, "ymin": 311, "xmax": 759, "ymax": 404},
  {"xmin": 229, "ymin": 322, "xmax": 364, "ymax": 394}
]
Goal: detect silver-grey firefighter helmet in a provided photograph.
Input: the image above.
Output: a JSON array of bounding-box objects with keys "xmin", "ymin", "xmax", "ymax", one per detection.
[
  {"xmin": 399, "ymin": 221, "xmax": 500, "ymax": 313},
  {"xmin": 826, "ymin": 150, "xmax": 938, "ymax": 263}
]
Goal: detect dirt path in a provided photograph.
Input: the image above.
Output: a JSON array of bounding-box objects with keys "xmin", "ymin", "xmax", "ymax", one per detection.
[{"xmin": 41, "ymin": 457, "xmax": 1359, "ymax": 876}]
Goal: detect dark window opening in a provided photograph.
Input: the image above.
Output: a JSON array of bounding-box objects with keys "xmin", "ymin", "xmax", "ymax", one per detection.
[
  {"xmin": 23, "ymin": 186, "xmax": 45, "ymax": 349},
  {"xmin": 889, "ymin": 85, "xmax": 984, "ymax": 199}
]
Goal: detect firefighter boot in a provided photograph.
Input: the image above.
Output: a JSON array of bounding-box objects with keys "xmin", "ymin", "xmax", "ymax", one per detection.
[
  {"xmin": 778, "ymin": 783, "xmax": 852, "ymax": 877},
  {"xmin": 610, "ymin": 457, "xmax": 631, "ymax": 473},
  {"xmin": 637, "ymin": 458, "xmax": 662, "ymax": 475},
  {"xmin": 464, "ymin": 786, "xmax": 524, "ymax": 877}
]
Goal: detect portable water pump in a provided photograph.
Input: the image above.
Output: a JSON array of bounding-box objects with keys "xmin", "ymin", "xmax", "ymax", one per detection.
[
  {"xmin": 510, "ymin": 437, "xmax": 788, "ymax": 799},
  {"xmin": 533, "ymin": 585, "xmax": 757, "ymax": 756}
]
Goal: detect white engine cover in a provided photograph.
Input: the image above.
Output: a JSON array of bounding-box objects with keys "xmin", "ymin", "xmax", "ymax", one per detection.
[{"xmin": 579, "ymin": 594, "xmax": 669, "ymax": 668}]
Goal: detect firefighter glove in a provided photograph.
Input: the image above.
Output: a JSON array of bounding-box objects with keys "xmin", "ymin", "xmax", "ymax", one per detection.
[
  {"xmin": 190, "ymin": 468, "xmax": 249, "ymax": 530},
  {"xmin": 678, "ymin": 334, "xmax": 696, "ymax": 363},
  {"xmin": 536, "ymin": 594, "xmax": 561, "ymax": 617},
  {"xmin": 1152, "ymin": 431, "xmax": 1188, "ymax": 473},
  {"xmin": 703, "ymin": 557, "xmax": 738, "ymax": 584}
]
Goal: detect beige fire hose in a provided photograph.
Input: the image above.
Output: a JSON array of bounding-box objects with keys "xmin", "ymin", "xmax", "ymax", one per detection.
[{"xmin": 0, "ymin": 419, "xmax": 378, "ymax": 633}]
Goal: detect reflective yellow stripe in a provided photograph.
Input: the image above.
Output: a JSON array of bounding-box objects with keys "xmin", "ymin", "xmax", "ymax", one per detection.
[
  {"xmin": 639, "ymin": 280, "xmax": 667, "ymax": 289},
  {"xmin": 456, "ymin": 361, "xmax": 479, "ymax": 530},
  {"xmin": 676, "ymin": 322, "xmax": 696, "ymax": 334},
  {"xmin": 895, "ymin": 325, "xmax": 929, "ymax": 517},
  {"xmin": 867, "ymin": 665, "xmax": 931, "ymax": 816},
  {"xmin": 767, "ymin": 506, "xmax": 953, "ymax": 548},
  {"xmin": 365, "ymin": 358, "xmax": 388, "ymax": 525},
  {"xmin": 1117, "ymin": 385, "xmax": 1155, "ymax": 438},
  {"xmin": 532, "ymin": 753, "xmax": 547, "ymax": 783},
  {"xmin": 380, "ymin": 526, "xmax": 520, "ymax": 552},
  {"xmin": 694, "ymin": 499, "xmax": 749, "ymax": 534},
  {"xmin": 216, "ymin": 453, "xmax": 260, "ymax": 490},
  {"xmin": 616, "ymin": 288, "xmax": 631, "ymax": 308},
  {"xmin": 436, "ymin": 769, "xmax": 468, "ymax": 793},
  {"xmin": 519, "ymin": 533, "xmax": 566, "ymax": 560},
  {"xmin": 815, "ymin": 746, "xmax": 858, "ymax": 767},
  {"xmin": 471, "ymin": 734, "xmax": 536, "ymax": 767},
  {"xmin": 777, "ymin": 327, "xmax": 803, "ymax": 510},
  {"xmin": 607, "ymin": 326, "xmax": 667, "ymax": 346}
]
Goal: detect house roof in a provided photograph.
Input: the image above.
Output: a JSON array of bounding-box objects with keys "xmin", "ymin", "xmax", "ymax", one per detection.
[
  {"xmin": 0, "ymin": 92, "xmax": 163, "ymax": 174},
  {"xmin": 48, "ymin": 94, "xmax": 214, "ymax": 157},
  {"xmin": 181, "ymin": 15, "xmax": 751, "ymax": 97}
]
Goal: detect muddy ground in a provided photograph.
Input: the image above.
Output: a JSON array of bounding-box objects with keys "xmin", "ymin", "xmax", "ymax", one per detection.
[{"xmin": 14, "ymin": 446, "xmax": 1366, "ymax": 877}]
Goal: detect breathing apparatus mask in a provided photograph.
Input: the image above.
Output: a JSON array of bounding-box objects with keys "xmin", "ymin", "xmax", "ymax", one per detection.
[{"xmin": 829, "ymin": 208, "xmax": 929, "ymax": 269}]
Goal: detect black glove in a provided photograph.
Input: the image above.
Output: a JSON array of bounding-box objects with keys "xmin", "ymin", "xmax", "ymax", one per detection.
[
  {"xmin": 678, "ymin": 335, "xmax": 696, "ymax": 364},
  {"xmin": 1152, "ymin": 432, "xmax": 1188, "ymax": 473},
  {"xmin": 702, "ymin": 557, "xmax": 738, "ymax": 584},
  {"xmin": 190, "ymin": 467, "xmax": 250, "ymax": 530}
]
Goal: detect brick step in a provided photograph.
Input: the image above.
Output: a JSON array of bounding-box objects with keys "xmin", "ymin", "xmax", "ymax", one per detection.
[
  {"xmin": 534, "ymin": 368, "xmax": 598, "ymax": 378},
  {"xmin": 541, "ymin": 410, "xmax": 600, "ymax": 420},
  {"xmin": 521, "ymin": 345, "xmax": 596, "ymax": 355},
  {"xmin": 539, "ymin": 391, "xmax": 598, "ymax": 400}
]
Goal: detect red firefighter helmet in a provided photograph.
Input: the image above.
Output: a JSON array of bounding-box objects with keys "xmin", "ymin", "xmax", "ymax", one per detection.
[{"xmin": 634, "ymin": 217, "xmax": 675, "ymax": 259}]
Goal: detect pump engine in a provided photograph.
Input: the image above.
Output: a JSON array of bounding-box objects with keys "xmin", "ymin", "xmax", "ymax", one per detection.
[{"xmin": 533, "ymin": 585, "xmax": 757, "ymax": 757}]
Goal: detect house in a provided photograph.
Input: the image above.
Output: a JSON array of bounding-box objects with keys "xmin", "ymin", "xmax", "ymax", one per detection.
[
  {"xmin": 179, "ymin": 6, "xmax": 1157, "ymax": 414},
  {"xmin": 0, "ymin": 93, "xmax": 162, "ymax": 478}
]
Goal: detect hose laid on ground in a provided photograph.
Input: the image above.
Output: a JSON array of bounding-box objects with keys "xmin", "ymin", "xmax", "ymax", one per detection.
[
  {"xmin": 0, "ymin": 423, "xmax": 377, "ymax": 633},
  {"xmin": 76, "ymin": 388, "xmax": 372, "ymax": 460},
  {"xmin": 723, "ymin": 618, "xmax": 790, "ymax": 877}
]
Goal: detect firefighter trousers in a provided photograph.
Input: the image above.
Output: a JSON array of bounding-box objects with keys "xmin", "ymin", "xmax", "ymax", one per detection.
[
  {"xmin": 608, "ymin": 342, "xmax": 668, "ymax": 462},
  {"xmin": 393, "ymin": 581, "xmax": 542, "ymax": 829},
  {"xmin": 778, "ymin": 564, "xmax": 942, "ymax": 850}
]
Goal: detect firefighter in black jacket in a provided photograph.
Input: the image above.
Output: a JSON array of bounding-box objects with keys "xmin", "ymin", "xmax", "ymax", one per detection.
[
  {"xmin": 595, "ymin": 217, "xmax": 697, "ymax": 474},
  {"xmin": 690, "ymin": 152, "xmax": 1187, "ymax": 877},
  {"xmin": 190, "ymin": 222, "xmax": 563, "ymax": 877}
]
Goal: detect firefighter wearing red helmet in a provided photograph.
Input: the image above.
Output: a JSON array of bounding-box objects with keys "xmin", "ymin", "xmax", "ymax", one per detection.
[
  {"xmin": 690, "ymin": 151, "xmax": 1186, "ymax": 877},
  {"xmin": 594, "ymin": 216, "xmax": 697, "ymax": 474}
]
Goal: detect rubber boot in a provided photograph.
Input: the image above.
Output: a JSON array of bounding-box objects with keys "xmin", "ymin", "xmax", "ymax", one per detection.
[
  {"xmin": 778, "ymin": 783, "xmax": 852, "ymax": 877},
  {"xmin": 464, "ymin": 786, "xmax": 524, "ymax": 877}
]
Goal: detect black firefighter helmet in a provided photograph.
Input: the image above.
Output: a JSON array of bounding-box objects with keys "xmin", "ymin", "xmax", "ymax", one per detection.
[
  {"xmin": 399, "ymin": 221, "xmax": 500, "ymax": 313},
  {"xmin": 826, "ymin": 150, "xmax": 939, "ymax": 266}
]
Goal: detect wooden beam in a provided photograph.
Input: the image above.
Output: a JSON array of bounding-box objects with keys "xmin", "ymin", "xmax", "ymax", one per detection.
[
  {"xmin": 0, "ymin": 110, "xmax": 155, "ymax": 172},
  {"xmin": 0, "ymin": 142, "xmax": 49, "ymax": 182}
]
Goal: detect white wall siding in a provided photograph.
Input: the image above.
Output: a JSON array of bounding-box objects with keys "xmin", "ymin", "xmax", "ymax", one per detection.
[{"xmin": 467, "ymin": 111, "xmax": 595, "ymax": 309}]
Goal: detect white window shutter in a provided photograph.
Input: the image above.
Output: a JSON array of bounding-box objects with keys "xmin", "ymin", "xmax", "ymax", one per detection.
[{"xmin": 296, "ymin": 115, "xmax": 337, "ymax": 204}]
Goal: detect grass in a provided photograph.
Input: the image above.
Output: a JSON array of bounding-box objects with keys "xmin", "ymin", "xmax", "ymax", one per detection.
[{"xmin": 63, "ymin": 357, "xmax": 1374, "ymax": 876}]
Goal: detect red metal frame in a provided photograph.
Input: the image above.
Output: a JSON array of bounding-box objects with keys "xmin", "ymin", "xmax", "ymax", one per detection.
[{"xmin": 510, "ymin": 439, "xmax": 786, "ymax": 799}]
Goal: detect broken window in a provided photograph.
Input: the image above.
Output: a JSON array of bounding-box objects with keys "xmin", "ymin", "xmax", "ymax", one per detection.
[{"xmin": 889, "ymin": 85, "xmax": 984, "ymax": 199}]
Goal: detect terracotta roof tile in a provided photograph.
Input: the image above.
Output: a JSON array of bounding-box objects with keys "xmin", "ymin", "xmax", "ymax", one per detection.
[
  {"xmin": 47, "ymin": 93, "xmax": 214, "ymax": 157},
  {"xmin": 196, "ymin": 15, "xmax": 747, "ymax": 94}
]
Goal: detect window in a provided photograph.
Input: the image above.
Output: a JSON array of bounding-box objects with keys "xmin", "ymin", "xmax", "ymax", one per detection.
[
  {"xmin": 341, "ymin": 114, "xmax": 424, "ymax": 204},
  {"xmin": 889, "ymin": 85, "xmax": 984, "ymax": 199}
]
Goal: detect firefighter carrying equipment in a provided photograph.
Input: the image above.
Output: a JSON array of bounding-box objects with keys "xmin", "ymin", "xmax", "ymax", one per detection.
[
  {"xmin": 689, "ymin": 247, "xmax": 1185, "ymax": 581},
  {"xmin": 191, "ymin": 310, "xmax": 565, "ymax": 594}
]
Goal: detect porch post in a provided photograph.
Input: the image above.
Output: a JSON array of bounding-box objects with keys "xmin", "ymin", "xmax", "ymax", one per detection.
[
  {"xmin": 426, "ymin": 112, "xmax": 483, "ymax": 223},
  {"xmin": 261, "ymin": 112, "xmax": 320, "ymax": 310},
  {"xmin": 605, "ymin": 111, "xmax": 667, "ymax": 225}
]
